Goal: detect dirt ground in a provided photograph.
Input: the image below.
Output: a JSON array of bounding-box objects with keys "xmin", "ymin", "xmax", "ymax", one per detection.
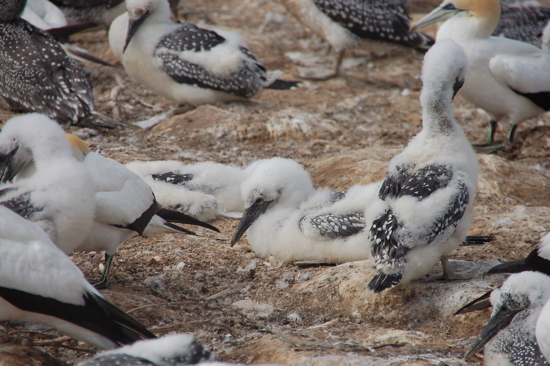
[{"xmin": 1, "ymin": 0, "xmax": 550, "ymax": 365}]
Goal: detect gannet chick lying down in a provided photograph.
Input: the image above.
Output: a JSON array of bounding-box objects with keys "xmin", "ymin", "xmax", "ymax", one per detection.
[
  {"xmin": 66, "ymin": 135, "xmax": 220, "ymax": 289},
  {"xmin": 78, "ymin": 333, "xmax": 212, "ymax": 366},
  {"xmin": 0, "ymin": 206, "xmax": 156, "ymax": 350},
  {"xmin": 229, "ymin": 157, "xmax": 382, "ymax": 264},
  {"xmin": 126, "ymin": 160, "xmax": 259, "ymax": 212},
  {"xmin": 365, "ymin": 40, "xmax": 478, "ymax": 292},
  {"xmin": 0, "ymin": 114, "xmax": 96, "ymax": 254},
  {"xmin": 466, "ymin": 271, "xmax": 550, "ymax": 365},
  {"xmin": 414, "ymin": 0, "xmax": 550, "ymax": 152},
  {"xmin": 108, "ymin": 0, "xmax": 298, "ymax": 106},
  {"xmin": 126, "ymin": 160, "xmax": 251, "ymax": 221}
]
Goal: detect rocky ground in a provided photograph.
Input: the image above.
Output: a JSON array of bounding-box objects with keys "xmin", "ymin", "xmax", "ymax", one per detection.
[{"xmin": 1, "ymin": 0, "xmax": 550, "ymax": 365}]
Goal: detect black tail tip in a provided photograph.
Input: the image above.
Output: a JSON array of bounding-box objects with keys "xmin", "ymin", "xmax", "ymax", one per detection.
[
  {"xmin": 266, "ymin": 79, "xmax": 301, "ymax": 90},
  {"xmin": 367, "ymin": 273, "xmax": 402, "ymax": 293},
  {"xmin": 461, "ymin": 235, "xmax": 496, "ymax": 246}
]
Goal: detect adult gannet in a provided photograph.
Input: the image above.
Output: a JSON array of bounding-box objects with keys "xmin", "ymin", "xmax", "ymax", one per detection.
[
  {"xmin": 0, "ymin": 0, "xmax": 116, "ymax": 127},
  {"xmin": 0, "ymin": 206, "xmax": 156, "ymax": 349},
  {"xmin": 280, "ymin": 0, "xmax": 433, "ymax": 79},
  {"xmin": 108, "ymin": 0, "xmax": 298, "ymax": 106},
  {"xmin": 365, "ymin": 40, "xmax": 478, "ymax": 292},
  {"xmin": 466, "ymin": 271, "xmax": 550, "ymax": 365},
  {"xmin": 414, "ymin": 0, "xmax": 550, "ymax": 152}
]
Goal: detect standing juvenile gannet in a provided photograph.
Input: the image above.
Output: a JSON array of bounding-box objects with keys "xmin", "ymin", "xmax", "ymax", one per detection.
[
  {"xmin": 466, "ymin": 271, "xmax": 550, "ymax": 365},
  {"xmin": 108, "ymin": 0, "xmax": 298, "ymax": 106},
  {"xmin": 228, "ymin": 157, "xmax": 385, "ymax": 264},
  {"xmin": 0, "ymin": 114, "xmax": 96, "ymax": 254},
  {"xmin": 413, "ymin": 0, "xmax": 550, "ymax": 152},
  {"xmin": 78, "ymin": 333, "xmax": 212, "ymax": 366},
  {"xmin": 365, "ymin": 40, "xmax": 478, "ymax": 292},
  {"xmin": 0, "ymin": 206, "xmax": 156, "ymax": 349},
  {"xmin": 0, "ymin": 0, "xmax": 115, "ymax": 127},
  {"xmin": 280, "ymin": 0, "xmax": 434, "ymax": 79}
]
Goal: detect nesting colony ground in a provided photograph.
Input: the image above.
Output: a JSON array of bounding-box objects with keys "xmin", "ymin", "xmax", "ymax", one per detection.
[{"xmin": 0, "ymin": 0, "xmax": 549, "ymax": 365}]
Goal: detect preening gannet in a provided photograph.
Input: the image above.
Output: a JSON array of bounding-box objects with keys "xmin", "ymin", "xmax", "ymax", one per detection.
[
  {"xmin": 365, "ymin": 40, "xmax": 478, "ymax": 292},
  {"xmin": 0, "ymin": 0, "xmax": 115, "ymax": 127},
  {"xmin": 466, "ymin": 271, "xmax": 550, "ymax": 365},
  {"xmin": 0, "ymin": 206, "xmax": 156, "ymax": 349},
  {"xmin": 414, "ymin": 0, "xmax": 550, "ymax": 152},
  {"xmin": 108, "ymin": 0, "xmax": 298, "ymax": 106}
]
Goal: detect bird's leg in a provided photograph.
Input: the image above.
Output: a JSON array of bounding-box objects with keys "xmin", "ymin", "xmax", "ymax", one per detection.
[
  {"xmin": 440, "ymin": 255, "xmax": 459, "ymax": 280},
  {"xmin": 474, "ymin": 122, "xmax": 517, "ymax": 153},
  {"xmin": 299, "ymin": 49, "xmax": 343, "ymax": 80},
  {"xmin": 89, "ymin": 253, "xmax": 114, "ymax": 290}
]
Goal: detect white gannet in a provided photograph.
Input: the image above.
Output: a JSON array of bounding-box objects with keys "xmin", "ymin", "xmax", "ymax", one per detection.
[
  {"xmin": 0, "ymin": 114, "xmax": 96, "ymax": 254},
  {"xmin": 465, "ymin": 271, "xmax": 550, "ymax": 365},
  {"xmin": 77, "ymin": 333, "xmax": 212, "ymax": 366},
  {"xmin": 280, "ymin": 0, "xmax": 433, "ymax": 79},
  {"xmin": 64, "ymin": 135, "xmax": 220, "ymax": 289},
  {"xmin": 50, "ymin": 0, "xmax": 126, "ymax": 26},
  {"xmin": 365, "ymin": 40, "xmax": 478, "ymax": 292},
  {"xmin": 0, "ymin": 206, "xmax": 156, "ymax": 349},
  {"xmin": 108, "ymin": 0, "xmax": 299, "ymax": 106},
  {"xmin": 413, "ymin": 0, "xmax": 550, "ymax": 152},
  {"xmin": 495, "ymin": 1, "xmax": 550, "ymax": 48},
  {"xmin": 0, "ymin": 0, "xmax": 116, "ymax": 127},
  {"xmin": 126, "ymin": 160, "xmax": 255, "ymax": 216},
  {"xmin": 228, "ymin": 157, "xmax": 386, "ymax": 264}
]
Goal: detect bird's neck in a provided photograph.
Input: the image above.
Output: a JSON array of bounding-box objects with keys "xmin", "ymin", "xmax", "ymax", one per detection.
[
  {"xmin": 146, "ymin": 2, "xmax": 172, "ymax": 25},
  {"xmin": 438, "ymin": 2, "xmax": 500, "ymax": 41},
  {"xmin": 420, "ymin": 89, "xmax": 456, "ymax": 135}
]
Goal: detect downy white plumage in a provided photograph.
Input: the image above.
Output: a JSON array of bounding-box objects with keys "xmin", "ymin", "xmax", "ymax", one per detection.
[
  {"xmin": 229, "ymin": 157, "xmax": 382, "ymax": 264},
  {"xmin": 414, "ymin": 0, "xmax": 550, "ymax": 152},
  {"xmin": 0, "ymin": 206, "xmax": 156, "ymax": 349},
  {"xmin": 0, "ymin": 114, "xmax": 96, "ymax": 254},
  {"xmin": 365, "ymin": 40, "xmax": 478, "ymax": 292},
  {"xmin": 466, "ymin": 271, "xmax": 550, "ymax": 366},
  {"xmin": 108, "ymin": 0, "xmax": 298, "ymax": 106}
]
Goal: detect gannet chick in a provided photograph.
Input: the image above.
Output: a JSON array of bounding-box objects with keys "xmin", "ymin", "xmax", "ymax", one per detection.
[
  {"xmin": 414, "ymin": 0, "xmax": 550, "ymax": 153},
  {"xmin": 78, "ymin": 333, "xmax": 212, "ymax": 366},
  {"xmin": 126, "ymin": 160, "xmax": 254, "ymax": 215},
  {"xmin": 50, "ymin": 0, "xmax": 126, "ymax": 26},
  {"xmin": 465, "ymin": 271, "xmax": 550, "ymax": 365},
  {"xmin": 66, "ymin": 135, "xmax": 220, "ymax": 289},
  {"xmin": 228, "ymin": 157, "xmax": 384, "ymax": 264},
  {"xmin": 280, "ymin": 0, "xmax": 433, "ymax": 79},
  {"xmin": 0, "ymin": 114, "xmax": 96, "ymax": 254},
  {"xmin": 365, "ymin": 40, "xmax": 478, "ymax": 292},
  {"xmin": 0, "ymin": 0, "xmax": 116, "ymax": 127},
  {"xmin": 494, "ymin": 1, "xmax": 550, "ymax": 48},
  {"xmin": 0, "ymin": 206, "xmax": 156, "ymax": 349},
  {"xmin": 108, "ymin": 0, "xmax": 299, "ymax": 106}
]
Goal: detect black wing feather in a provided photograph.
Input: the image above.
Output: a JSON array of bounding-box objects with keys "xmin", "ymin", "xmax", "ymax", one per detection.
[
  {"xmin": 0, "ymin": 192, "xmax": 43, "ymax": 219},
  {"xmin": 301, "ymin": 212, "xmax": 365, "ymax": 239},
  {"xmin": 152, "ymin": 171, "xmax": 194, "ymax": 186}
]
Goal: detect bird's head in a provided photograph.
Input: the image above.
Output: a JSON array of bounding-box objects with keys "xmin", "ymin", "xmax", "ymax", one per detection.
[{"xmin": 124, "ymin": 0, "xmax": 171, "ymax": 52}]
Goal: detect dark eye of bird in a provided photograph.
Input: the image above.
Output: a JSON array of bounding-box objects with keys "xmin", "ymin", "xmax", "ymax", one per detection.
[
  {"xmin": 442, "ymin": 3, "xmax": 456, "ymax": 10},
  {"xmin": 255, "ymin": 197, "xmax": 263, "ymax": 204}
]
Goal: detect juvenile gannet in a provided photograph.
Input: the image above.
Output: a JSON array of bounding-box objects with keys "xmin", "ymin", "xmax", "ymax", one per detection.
[
  {"xmin": 65, "ymin": 135, "xmax": 219, "ymax": 289},
  {"xmin": 0, "ymin": 0, "xmax": 116, "ymax": 127},
  {"xmin": 78, "ymin": 333, "xmax": 212, "ymax": 366},
  {"xmin": 280, "ymin": 0, "xmax": 433, "ymax": 79},
  {"xmin": 126, "ymin": 160, "xmax": 255, "ymax": 215},
  {"xmin": 0, "ymin": 114, "xmax": 96, "ymax": 254},
  {"xmin": 466, "ymin": 271, "xmax": 550, "ymax": 365},
  {"xmin": 365, "ymin": 40, "xmax": 478, "ymax": 292},
  {"xmin": 414, "ymin": 0, "xmax": 550, "ymax": 152},
  {"xmin": 0, "ymin": 206, "xmax": 156, "ymax": 349},
  {"xmin": 108, "ymin": 0, "xmax": 299, "ymax": 106}
]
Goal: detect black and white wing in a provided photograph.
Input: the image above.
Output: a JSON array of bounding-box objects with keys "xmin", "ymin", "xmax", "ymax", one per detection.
[
  {"xmin": 300, "ymin": 212, "xmax": 366, "ymax": 239},
  {"xmin": 154, "ymin": 22, "xmax": 267, "ymax": 97},
  {"xmin": 0, "ymin": 20, "xmax": 94, "ymax": 125},
  {"xmin": 0, "ymin": 191, "xmax": 43, "ymax": 220},
  {"xmin": 312, "ymin": 0, "xmax": 433, "ymax": 50},
  {"xmin": 494, "ymin": 4, "xmax": 550, "ymax": 47},
  {"xmin": 152, "ymin": 170, "xmax": 194, "ymax": 186}
]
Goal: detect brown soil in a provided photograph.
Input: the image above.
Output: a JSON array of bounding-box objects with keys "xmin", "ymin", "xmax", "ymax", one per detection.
[{"xmin": 1, "ymin": 0, "xmax": 549, "ymax": 365}]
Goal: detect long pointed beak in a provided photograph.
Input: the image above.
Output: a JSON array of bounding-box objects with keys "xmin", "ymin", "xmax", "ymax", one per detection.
[
  {"xmin": 230, "ymin": 200, "xmax": 273, "ymax": 247},
  {"xmin": 0, "ymin": 145, "xmax": 21, "ymax": 183},
  {"xmin": 123, "ymin": 11, "xmax": 150, "ymax": 53},
  {"xmin": 411, "ymin": 7, "xmax": 462, "ymax": 31},
  {"xmin": 465, "ymin": 305, "xmax": 523, "ymax": 360}
]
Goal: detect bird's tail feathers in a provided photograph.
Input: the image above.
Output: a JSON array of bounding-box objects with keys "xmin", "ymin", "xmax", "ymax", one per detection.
[
  {"xmin": 47, "ymin": 23, "xmax": 100, "ymax": 42},
  {"xmin": 79, "ymin": 111, "xmax": 123, "ymax": 129},
  {"xmin": 265, "ymin": 70, "xmax": 300, "ymax": 90},
  {"xmin": 163, "ymin": 222, "xmax": 197, "ymax": 236},
  {"xmin": 367, "ymin": 272, "xmax": 402, "ymax": 292},
  {"xmin": 461, "ymin": 235, "xmax": 496, "ymax": 246},
  {"xmin": 156, "ymin": 208, "xmax": 220, "ymax": 233},
  {"xmin": 62, "ymin": 44, "xmax": 115, "ymax": 67}
]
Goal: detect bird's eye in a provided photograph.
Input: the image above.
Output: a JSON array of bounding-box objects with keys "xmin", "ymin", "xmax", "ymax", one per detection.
[
  {"xmin": 255, "ymin": 197, "xmax": 263, "ymax": 204},
  {"xmin": 442, "ymin": 3, "xmax": 456, "ymax": 10}
]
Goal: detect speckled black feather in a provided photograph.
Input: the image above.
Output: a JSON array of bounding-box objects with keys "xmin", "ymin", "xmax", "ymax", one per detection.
[
  {"xmin": 301, "ymin": 212, "xmax": 366, "ymax": 239},
  {"xmin": 494, "ymin": 4, "xmax": 550, "ymax": 47},
  {"xmin": 0, "ymin": 19, "xmax": 95, "ymax": 125},
  {"xmin": 0, "ymin": 192, "xmax": 43, "ymax": 219},
  {"xmin": 369, "ymin": 208, "xmax": 407, "ymax": 262},
  {"xmin": 312, "ymin": 0, "xmax": 433, "ymax": 51},
  {"xmin": 152, "ymin": 171, "xmax": 194, "ymax": 186}
]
